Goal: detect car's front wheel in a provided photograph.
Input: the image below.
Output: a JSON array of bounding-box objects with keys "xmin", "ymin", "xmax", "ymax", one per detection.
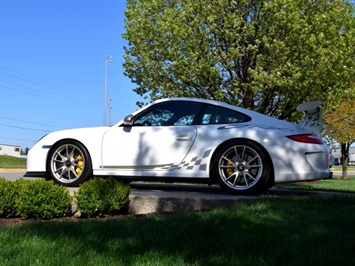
[
  {"xmin": 46, "ymin": 140, "xmax": 92, "ymax": 187},
  {"xmin": 212, "ymin": 140, "xmax": 272, "ymax": 195}
]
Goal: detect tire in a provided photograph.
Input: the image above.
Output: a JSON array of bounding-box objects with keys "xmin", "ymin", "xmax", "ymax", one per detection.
[
  {"xmin": 46, "ymin": 140, "xmax": 92, "ymax": 187},
  {"xmin": 212, "ymin": 140, "xmax": 271, "ymax": 195}
]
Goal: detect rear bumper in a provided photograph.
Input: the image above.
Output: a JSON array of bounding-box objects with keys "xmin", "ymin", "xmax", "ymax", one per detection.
[{"xmin": 323, "ymin": 171, "xmax": 333, "ymax": 180}]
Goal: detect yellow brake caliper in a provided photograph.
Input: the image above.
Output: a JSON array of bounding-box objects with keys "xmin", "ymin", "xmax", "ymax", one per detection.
[
  {"xmin": 75, "ymin": 155, "xmax": 84, "ymax": 175},
  {"xmin": 226, "ymin": 161, "xmax": 235, "ymax": 176}
]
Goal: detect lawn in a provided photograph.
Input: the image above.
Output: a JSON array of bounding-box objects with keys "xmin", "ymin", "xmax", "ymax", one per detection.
[
  {"xmin": 0, "ymin": 196, "xmax": 354, "ymax": 266},
  {"xmin": 1, "ymin": 156, "xmax": 355, "ymax": 265},
  {"xmin": 0, "ymin": 155, "xmax": 26, "ymax": 169},
  {"xmin": 275, "ymin": 173, "xmax": 355, "ymax": 193}
]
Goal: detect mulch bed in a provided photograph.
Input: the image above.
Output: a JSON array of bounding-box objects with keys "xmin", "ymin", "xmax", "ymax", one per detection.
[{"xmin": 0, "ymin": 212, "xmax": 164, "ymax": 227}]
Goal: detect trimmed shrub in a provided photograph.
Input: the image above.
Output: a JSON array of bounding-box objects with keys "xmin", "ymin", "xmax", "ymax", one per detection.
[
  {"xmin": 0, "ymin": 178, "xmax": 16, "ymax": 217},
  {"xmin": 0, "ymin": 178, "xmax": 73, "ymax": 219},
  {"xmin": 75, "ymin": 177, "xmax": 130, "ymax": 217}
]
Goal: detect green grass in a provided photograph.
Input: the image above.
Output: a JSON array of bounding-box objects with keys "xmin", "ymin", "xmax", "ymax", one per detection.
[
  {"xmin": 0, "ymin": 155, "xmax": 26, "ymax": 169},
  {"xmin": 275, "ymin": 174, "xmax": 355, "ymax": 193},
  {"xmin": 331, "ymin": 166, "xmax": 355, "ymax": 172},
  {"xmin": 0, "ymin": 196, "xmax": 354, "ymax": 265}
]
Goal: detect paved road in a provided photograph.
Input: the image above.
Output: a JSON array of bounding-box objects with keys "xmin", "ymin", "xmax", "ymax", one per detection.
[
  {"xmin": 0, "ymin": 169, "xmax": 253, "ymax": 199},
  {"xmin": 0, "ymin": 169, "xmax": 346, "ymax": 181},
  {"xmin": 0, "ymin": 169, "xmax": 31, "ymax": 181}
]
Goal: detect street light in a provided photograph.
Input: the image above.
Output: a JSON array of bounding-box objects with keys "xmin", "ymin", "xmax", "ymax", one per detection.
[{"xmin": 104, "ymin": 55, "xmax": 112, "ymax": 126}]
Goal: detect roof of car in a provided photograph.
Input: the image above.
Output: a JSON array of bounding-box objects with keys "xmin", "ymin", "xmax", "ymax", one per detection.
[{"xmin": 155, "ymin": 97, "xmax": 239, "ymax": 109}]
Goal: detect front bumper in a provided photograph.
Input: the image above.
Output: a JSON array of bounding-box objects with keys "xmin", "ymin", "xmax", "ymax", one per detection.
[{"xmin": 23, "ymin": 171, "xmax": 46, "ymax": 178}]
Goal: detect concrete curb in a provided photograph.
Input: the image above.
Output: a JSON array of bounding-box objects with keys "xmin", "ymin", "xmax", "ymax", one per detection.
[
  {"xmin": 127, "ymin": 185, "xmax": 355, "ymax": 215},
  {"xmin": 69, "ymin": 183, "xmax": 259, "ymax": 215},
  {"xmin": 69, "ymin": 183, "xmax": 355, "ymax": 216},
  {"xmin": 128, "ymin": 194, "xmax": 257, "ymax": 215}
]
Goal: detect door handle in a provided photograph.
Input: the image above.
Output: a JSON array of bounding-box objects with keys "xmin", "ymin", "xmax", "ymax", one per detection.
[{"xmin": 176, "ymin": 135, "xmax": 192, "ymax": 141}]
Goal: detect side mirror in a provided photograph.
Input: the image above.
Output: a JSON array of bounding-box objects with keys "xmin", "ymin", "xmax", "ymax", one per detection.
[{"xmin": 123, "ymin": 114, "xmax": 134, "ymax": 126}]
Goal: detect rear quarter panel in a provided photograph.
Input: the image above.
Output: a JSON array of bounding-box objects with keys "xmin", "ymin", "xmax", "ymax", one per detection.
[{"xmin": 189, "ymin": 122, "xmax": 329, "ymax": 182}]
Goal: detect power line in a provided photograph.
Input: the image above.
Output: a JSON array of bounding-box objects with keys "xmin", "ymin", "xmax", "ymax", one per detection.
[
  {"xmin": 0, "ymin": 124, "xmax": 51, "ymax": 133},
  {"xmin": 1, "ymin": 79, "xmax": 100, "ymax": 106},
  {"xmin": 0, "ymin": 116, "xmax": 66, "ymax": 129},
  {"xmin": 1, "ymin": 84, "xmax": 101, "ymax": 109},
  {"xmin": 0, "ymin": 136, "xmax": 37, "ymax": 143},
  {"xmin": 0, "ymin": 67, "xmax": 102, "ymax": 108},
  {"xmin": 1, "ymin": 66, "xmax": 100, "ymax": 98}
]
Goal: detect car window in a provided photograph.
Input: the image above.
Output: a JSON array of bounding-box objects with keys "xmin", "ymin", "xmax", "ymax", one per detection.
[
  {"xmin": 133, "ymin": 101, "xmax": 202, "ymax": 126},
  {"xmin": 174, "ymin": 114, "xmax": 195, "ymax": 125},
  {"xmin": 198, "ymin": 104, "xmax": 251, "ymax": 125},
  {"xmin": 133, "ymin": 109, "xmax": 174, "ymax": 126}
]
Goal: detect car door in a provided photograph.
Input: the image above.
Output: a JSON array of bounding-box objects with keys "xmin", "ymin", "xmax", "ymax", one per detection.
[{"xmin": 101, "ymin": 101, "xmax": 202, "ymax": 171}]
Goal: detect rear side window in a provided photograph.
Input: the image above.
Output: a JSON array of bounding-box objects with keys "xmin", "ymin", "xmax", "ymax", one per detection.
[{"xmin": 198, "ymin": 104, "xmax": 251, "ymax": 125}]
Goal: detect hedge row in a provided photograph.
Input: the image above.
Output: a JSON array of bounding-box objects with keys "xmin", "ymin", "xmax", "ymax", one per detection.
[{"xmin": 0, "ymin": 177, "xmax": 130, "ymax": 219}]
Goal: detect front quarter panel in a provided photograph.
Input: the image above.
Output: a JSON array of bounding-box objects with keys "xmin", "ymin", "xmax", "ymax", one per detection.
[{"xmin": 26, "ymin": 127, "xmax": 109, "ymax": 174}]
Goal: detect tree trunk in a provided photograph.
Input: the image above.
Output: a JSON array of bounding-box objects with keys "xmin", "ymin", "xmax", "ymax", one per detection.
[{"xmin": 341, "ymin": 142, "xmax": 350, "ymax": 179}]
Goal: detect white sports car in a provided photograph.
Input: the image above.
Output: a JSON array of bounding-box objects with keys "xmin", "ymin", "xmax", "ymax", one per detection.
[{"xmin": 25, "ymin": 98, "xmax": 332, "ymax": 194}]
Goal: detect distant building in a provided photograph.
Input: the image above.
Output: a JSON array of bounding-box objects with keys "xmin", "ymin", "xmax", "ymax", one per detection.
[
  {"xmin": 0, "ymin": 144, "xmax": 22, "ymax": 157},
  {"xmin": 331, "ymin": 146, "xmax": 355, "ymax": 164}
]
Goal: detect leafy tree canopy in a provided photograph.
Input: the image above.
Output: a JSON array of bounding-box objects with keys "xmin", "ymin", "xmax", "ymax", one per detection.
[
  {"xmin": 324, "ymin": 99, "xmax": 355, "ymax": 144},
  {"xmin": 324, "ymin": 99, "xmax": 355, "ymax": 178},
  {"xmin": 123, "ymin": 0, "xmax": 355, "ymax": 121}
]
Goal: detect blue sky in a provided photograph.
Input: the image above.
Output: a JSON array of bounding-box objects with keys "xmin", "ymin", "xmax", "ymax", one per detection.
[{"xmin": 0, "ymin": 0, "xmax": 141, "ymax": 150}]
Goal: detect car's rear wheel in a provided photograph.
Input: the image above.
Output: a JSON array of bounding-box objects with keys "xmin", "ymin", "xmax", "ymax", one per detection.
[
  {"xmin": 46, "ymin": 140, "xmax": 92, "ymax": 187},
  {"xmin": 212, "ymin": 140, "xmax": 271, "ymax": 195}
]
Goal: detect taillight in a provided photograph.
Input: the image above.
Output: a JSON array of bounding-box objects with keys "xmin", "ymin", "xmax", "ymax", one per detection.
[{"xmin": 286, "ymin": 134, "xmax": 324, "ymax": 144}]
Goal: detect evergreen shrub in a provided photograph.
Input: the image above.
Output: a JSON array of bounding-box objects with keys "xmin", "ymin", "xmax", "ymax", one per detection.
[
  {"xmin": 75, "ymin": 177, "xmax": 130, "ymax": 217},
  {"xmin": 0, "ymin": 178, "xmax": 73, "ymax": 219},
  {"xmin": 0, "ymin": 177, "xmax": 16, "ymax": 217}
]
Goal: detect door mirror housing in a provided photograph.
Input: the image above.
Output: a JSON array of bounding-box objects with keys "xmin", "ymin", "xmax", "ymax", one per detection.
[{"xmin": 123, "ymin": 114, "xmax": 134, "ymax": 126}]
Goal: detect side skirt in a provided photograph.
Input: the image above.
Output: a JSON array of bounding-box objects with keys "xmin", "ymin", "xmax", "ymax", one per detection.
[
  {"xmin": 94, "ymin": 175, "xmax": 213, "ymax": 185},
  {"xmin": 24, "ymin": 171, "xmax": 46, "ymax": 178}
]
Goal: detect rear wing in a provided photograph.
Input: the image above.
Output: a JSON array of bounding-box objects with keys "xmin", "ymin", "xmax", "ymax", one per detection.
[{"xmin": 296, "ymin": 101, "xmax": 324, "ymax": 135}]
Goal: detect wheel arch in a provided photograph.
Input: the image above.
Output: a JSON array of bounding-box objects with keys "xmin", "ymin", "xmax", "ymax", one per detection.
[
  {"xmin": 45, "ymin": 138, "xmax": 93, "ymax": 179},
  {"xmin": 209, "ymin": 138, "xmax": 275, "ymax": 188}
]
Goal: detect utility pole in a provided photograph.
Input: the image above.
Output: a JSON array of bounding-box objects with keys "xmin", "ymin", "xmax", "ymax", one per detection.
[
  {"xmin": 108, "ymin": 95, "xmax": 112, "ymax": 126},
  {"xmin": 103, "ymin": 55, "xmax": 112, "ymax": 126}
]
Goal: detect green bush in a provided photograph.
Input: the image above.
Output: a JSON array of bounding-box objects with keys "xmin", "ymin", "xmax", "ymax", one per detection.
[
  {"xmin": 75, "ymin": 177, "xmax": 130, "ymax": 217},
  {"xmin": 0, "ymin": 178, "xmax": 16, "ymax": 217},
  {"xmin": 1, "ymin": 177, "xmax": 130, "ymax": 219},
  {"xmin": 0, "ymin": 178, "xmax": 27, "ymax": 217},
  {"xmin": 0, "ymin": 178, "xmax": 73, "ymax": 219}
]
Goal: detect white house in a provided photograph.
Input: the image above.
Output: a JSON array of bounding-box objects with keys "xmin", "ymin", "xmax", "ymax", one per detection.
[{"xmin": 0, "ymin": 144, "xmax": 22, "ymax": 157}]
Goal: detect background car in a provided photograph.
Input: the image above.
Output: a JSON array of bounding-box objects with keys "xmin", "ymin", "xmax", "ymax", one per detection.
[{"xmin": 25, "ymin": 98, "xmax": 332, "ymax": 195}]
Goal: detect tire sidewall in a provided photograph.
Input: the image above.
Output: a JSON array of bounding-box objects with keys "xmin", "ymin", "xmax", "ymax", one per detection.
[
  {"xmin": 46, "ymin": 140, "xmax": 92, "ymax": 187},
  {"xmin": 212, "ymin": 139, "xmax": 271, "ymax": 195}
]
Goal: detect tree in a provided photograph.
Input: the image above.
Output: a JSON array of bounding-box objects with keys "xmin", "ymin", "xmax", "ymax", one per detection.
[
  {"xmin": 123, "ymin": 0, "xmax": 355, "ymax": 120},
  {"xmin": 324, "ymin": 99, "xmax": 355, "ymax": 179}
]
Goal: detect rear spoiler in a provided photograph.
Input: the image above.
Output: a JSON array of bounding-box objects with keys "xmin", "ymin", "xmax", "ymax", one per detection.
[{"xmin": 296, "ymin": 101, "xmax": 324, "ymax": 135}]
